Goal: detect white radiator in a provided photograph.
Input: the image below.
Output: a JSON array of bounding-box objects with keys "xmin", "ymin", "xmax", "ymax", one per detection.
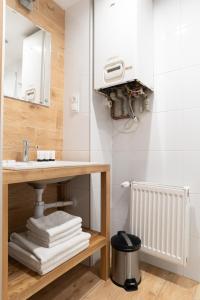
[{"xmin": 123, "ymin": 181, "xmax": 190, "ymax": 266}]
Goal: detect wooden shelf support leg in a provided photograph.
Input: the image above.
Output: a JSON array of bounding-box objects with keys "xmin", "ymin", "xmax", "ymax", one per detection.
[
  {"xmin": 3, "ymin": 184, "xmax": 8, "ymax": 300},
  {"xmin": 100, "ymin": 170, "xmax": 110, "ymax": 281}
]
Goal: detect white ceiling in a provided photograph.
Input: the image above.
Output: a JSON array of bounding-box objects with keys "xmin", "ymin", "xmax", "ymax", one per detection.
[{"xmin": 54, "ymin": 0, "xmax": 80, "ymax": 10}]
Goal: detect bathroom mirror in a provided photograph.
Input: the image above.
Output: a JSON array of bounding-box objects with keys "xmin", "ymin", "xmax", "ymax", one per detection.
[{"xmin": 4, "ymin": 6, "xmax": 51, "ymax": 106}]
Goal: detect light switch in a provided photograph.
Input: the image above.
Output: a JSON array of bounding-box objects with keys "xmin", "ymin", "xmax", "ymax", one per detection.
[{"xmin": 71, "ymin": 95, "xmax": 80, "ymax": 112}]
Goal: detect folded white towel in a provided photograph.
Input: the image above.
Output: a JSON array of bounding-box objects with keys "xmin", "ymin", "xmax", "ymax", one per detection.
[
  {"xmin": 10, "ymin": 231, "xmax": 91, "ymax": 263},
  {"xmin": 9, "ymin": 240, "xmax": 89, "ymax": 275},
  {"xmin": 28, "ymin": 226, "xmax": 82, "ymax": 248},
  {"xmin": 27, "ymin": 223, "xmax": 82, "ymax": 244},
  {"xmin": 26, "ymin": 211, "xmax": 82, "ymax": 241}
]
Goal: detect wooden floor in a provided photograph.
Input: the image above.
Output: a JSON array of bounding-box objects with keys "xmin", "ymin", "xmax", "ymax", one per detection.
[{"xmin": 30, "ymin": 262, "xmax": 200, "ymax": 300}]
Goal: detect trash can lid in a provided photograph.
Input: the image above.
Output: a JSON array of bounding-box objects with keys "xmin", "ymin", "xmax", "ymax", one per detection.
[{"xmin": 111, "ymin": 231, "xmax": 141, "ymax": 252}]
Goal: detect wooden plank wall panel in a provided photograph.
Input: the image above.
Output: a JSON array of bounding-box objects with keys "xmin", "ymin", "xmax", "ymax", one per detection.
[
  {"xmin": 8, "ymin": 183, "xmax": 58, "ymax": 235},
  {"xmin": 3, "ymin": 0, "xmax": 65, "ymax": 161},
  {"xmin": 0, "ymin": 2, "xmax": 5, "ymax": 298},
  {"xmin": 3, "ymin": 0, "xmax": 65, "ymax": 236}
]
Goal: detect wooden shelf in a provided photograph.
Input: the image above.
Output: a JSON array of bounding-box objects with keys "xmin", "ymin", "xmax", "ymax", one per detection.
[
  {"xmin": 3, "ymin": 166, "xmax": 110, "ymax": 299},
  {"xmin": 8, "ymin": 230, "xmax": 106, "ymax": 300}
]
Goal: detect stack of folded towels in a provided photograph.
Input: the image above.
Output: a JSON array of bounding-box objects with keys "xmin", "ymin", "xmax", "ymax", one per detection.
[{"xmin": 8, "ymin": 211, "xmax": 91, "ymax": 275}]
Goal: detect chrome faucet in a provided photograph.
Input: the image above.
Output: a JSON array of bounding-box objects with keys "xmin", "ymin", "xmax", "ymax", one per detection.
[
  {"xmin": 23, "ymin": 140, "xmax": 38, "ymax": 162},
  {"xmin": 23, "ymin": 140, "xmax": 30, "ymax": 162}
]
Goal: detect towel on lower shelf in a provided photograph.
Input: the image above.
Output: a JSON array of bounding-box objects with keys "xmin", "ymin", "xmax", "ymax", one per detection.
[
  {"xmin": 27, "ymin": 224, "xmax": 82, "ymax": 248},
  {"xmin": 10, "ymin": 231, "xmax": 91, "ymax": 263},
  {"xmin": 26, "ymin": 211, "xmax": 82, "ymax": 241},
  {"xmin": 9, "ymin": 240, "xmax": 89, "ymax": 275}
]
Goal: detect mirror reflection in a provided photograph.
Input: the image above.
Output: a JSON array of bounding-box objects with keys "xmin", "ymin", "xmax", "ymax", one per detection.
[{"xmin": 4, "ymin": 7, "xmax": 51, "ymax": 106}]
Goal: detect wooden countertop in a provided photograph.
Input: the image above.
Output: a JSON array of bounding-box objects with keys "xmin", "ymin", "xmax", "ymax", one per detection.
[{"xmin": 3, "ymin": 163, "xmax": 110, "ymax": 185}]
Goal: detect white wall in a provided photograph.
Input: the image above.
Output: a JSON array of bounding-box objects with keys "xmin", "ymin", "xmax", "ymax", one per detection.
[
  {"xmin": 63, "ymin": 0, "xmax": 90, "ymax": 162},
  {"xmin": 63, "ymin": 0, "xmax": 200, "ymax": 281},
  {"xmin": 90, "ymin": 0, "xmax": 112, "ymax": 243},
  {"xmin": 63, "ymin": 0, "xmax": 91, "ymax": 227},
  {"xmin": 90, "ymin": 91, "xmax": 113, "ymax": 232},
  {"xmin": 63, "ymin": 0, "xmax": 113, "ymax": 233},
  {"xmin": 112, "ymin": 0, "xmax": 200, "ymax": 281}
]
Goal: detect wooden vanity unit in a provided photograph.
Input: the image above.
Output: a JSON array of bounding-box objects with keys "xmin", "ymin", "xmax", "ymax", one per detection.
[{"xmin": 2, "ymin": 163, "xmax": 110, "ymax": 300}]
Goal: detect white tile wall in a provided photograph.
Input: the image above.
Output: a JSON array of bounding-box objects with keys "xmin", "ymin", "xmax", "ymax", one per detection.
[
  {"xmin": 111, "ymin": 0, "xmax": 200, "ymax": 281},
  {"xmin": 184, "ymin": 236, "xmax": 200, "ymax": 281},
  {"xmin": 154, "ymin": 0, "xmax": 181, "ymax": 74},
  {"xmin": 90, "ymin": 90, "xmax": 113, "ymax": 233},
  {"xmin": 154, "ymin": 71, "xmax": 182, "ymax": 112},
  {"xmin": 181, "ymin": 66, "xmax": 200, "ymax": 110},
  {"xmin": 63, "ymin": 1, "xmax": 113, "ymax": 267},
  {"xmin": 113, "ymin": 150, "xmax": 184, "ymax": 186},
  {"xmin": 63, "ymin": 0, "xmax": 90, "ymax": 158},
  {"xmin": 90, "ymin": 90, "xmax": 112, "ymax": 264},
  {"xmin": 64, "ymin": 0, "xmax": 200, "ymax": 281},
  {"xmin": 190, "ymin": 194, "xmax": 200, "ymax": 239},
  {"xmin": 63, "ymin": 0, "xmax": 113, "ymax": 269},
  {"xmin": 111, "ymin": 185, "xmax": 130, "ymax": 236},
  {"xmin": 183, "ymin": 151, "xmax": 200, "ymax": 194},
  {"xmin": 63, "ymin": 1, "xmax": 91, "ymax": 227},
  {"xmin": 66, "ymin": 177, "xmax": 90, "ymax": 228}
]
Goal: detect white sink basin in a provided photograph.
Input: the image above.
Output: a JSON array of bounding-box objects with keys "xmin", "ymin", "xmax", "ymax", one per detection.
[{"xmin": 3, "ymin": 160, "xmax": 98, "ymax": 170}]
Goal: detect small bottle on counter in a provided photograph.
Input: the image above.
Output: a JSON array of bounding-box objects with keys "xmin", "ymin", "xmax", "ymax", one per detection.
[
  {"xmin": 37, "ymin": 150, "xmax": 56, "ymax": 162},
  {"xmin": 43, "ymin": 151, "xmax": 50, "ymax": 161},
  {"xmin": 49, "ymin": 150, "xmax": 56, "ymax": 161},
  {"xmin": 37, "ymin": 150, "xmax": 43, "ymax": 162}
]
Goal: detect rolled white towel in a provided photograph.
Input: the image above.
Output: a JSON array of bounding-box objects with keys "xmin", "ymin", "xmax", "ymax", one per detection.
[
  {"xmin": 10, "ymin": 231, "xmax": 91, "ymax": 263},
  {"xmin": 26, "ymin": 211, "xmax": 82, "ymax": 241},
  {"xmin": 28, "ymin": 226, "xmax": 82, "ymax": 248},
  {"xmin": 9, "ymin": 240, "xmax": 89, "ymax": 275}
]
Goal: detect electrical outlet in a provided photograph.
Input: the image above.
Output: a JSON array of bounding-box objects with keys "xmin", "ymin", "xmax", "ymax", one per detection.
[{"xmin": 71, "ymin": 95, "xmax": 80, "ymax": 113}]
